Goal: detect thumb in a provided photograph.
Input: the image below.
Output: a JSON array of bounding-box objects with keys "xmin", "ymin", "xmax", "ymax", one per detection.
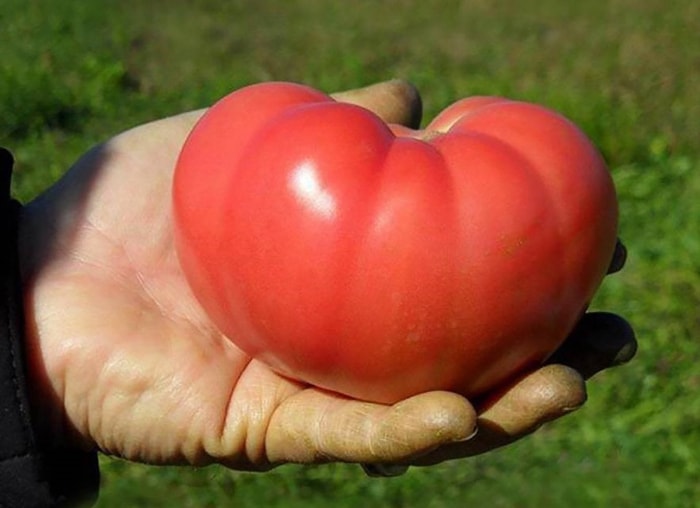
[{"xmin": 331, "ymin": 79, "xmax": 423, "ymax": 129}]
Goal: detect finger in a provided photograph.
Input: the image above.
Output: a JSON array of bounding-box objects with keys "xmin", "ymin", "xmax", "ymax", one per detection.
[
  {"xmin": 547, "ymin": 312, "xmax": 637, "ymax": 379},
  {"xmin": 477, "ymin": 364, "xmax": 586, "ymax": 433},
  {"xmin": 607, "ymin": 239, "xmax": 627, "ymax": 274},
  {"xmin": 331, "ymin": 79, "xmax": 423, "ymax": 128},
  {"xmin": 264, "ymin": 389, "xmax": 476, "ymax": 465},
  {"xmin": 410, "ymin": 364, "xmax": 586, "ymax": 465}
]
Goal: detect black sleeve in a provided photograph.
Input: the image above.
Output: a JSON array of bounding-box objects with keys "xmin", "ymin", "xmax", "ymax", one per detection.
[{"xmin": 0, "ymin": 147, "xmax": 100, "ymax": 507}]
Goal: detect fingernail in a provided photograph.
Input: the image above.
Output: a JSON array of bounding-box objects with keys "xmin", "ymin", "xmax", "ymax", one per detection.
[
  {"xmin": 607, "ymin": 240, "xmax": 627, "ymax": 274},
  {"xmin": 361, "ymin": 463, "xmax": 410, "ymax": 478},
  {"xmin": 450, "ymin": 425, "xmax": 479, "ymax": 443},
  {"xmin": 560, "ymin": 403, "xmax": 586, "ymax": 414},
  {"xmin": 585, "ymin": 315, "xmax": 637, "ymax": 365},
  {"xmin": 612, "ymin": 340, "xmax": 638, "ymax": 366}
]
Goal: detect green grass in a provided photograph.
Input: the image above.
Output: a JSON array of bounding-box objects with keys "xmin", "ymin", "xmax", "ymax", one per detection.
[{"xmin": 2, "ymin": 0, "xmax": 699, "ymax": 506}]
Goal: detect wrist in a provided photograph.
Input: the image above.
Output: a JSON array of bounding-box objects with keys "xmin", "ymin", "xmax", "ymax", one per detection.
[
  {"xmin": 17, "ymin": 199, "xmax": 89, "ymax": 452},
  {"xmin": 16, "ymin": 203, "xmax": 56, "ymax": 447},
  {"xmin": 2, "ymin": 147, "xmax": 100, "ymax": 505}
]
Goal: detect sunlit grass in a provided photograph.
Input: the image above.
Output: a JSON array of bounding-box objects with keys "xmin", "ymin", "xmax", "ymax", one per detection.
[{"xmin": 2, "ymin": 0, "xmax": 699, "ymax": 506}]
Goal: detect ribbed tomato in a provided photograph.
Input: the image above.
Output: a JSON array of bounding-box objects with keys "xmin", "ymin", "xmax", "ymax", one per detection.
[{"xmin": 173, "ymin": 82, "xmax": 618, "ymax": 404}]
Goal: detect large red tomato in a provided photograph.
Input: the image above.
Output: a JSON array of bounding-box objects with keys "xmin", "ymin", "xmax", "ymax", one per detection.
[{"xmin": 173, "ymin": 82, "xmax": 618, "ymax": 404}]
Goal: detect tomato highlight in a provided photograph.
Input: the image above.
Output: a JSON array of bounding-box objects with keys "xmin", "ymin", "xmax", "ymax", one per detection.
[{"xmin": 173, "ymin": 82, "xmax": 618, "ymax": 404}]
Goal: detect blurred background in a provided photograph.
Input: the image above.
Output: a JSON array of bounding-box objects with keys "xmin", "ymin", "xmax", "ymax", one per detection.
[{"xmin": 2, "ymin": 0, "xmax": 699, "ymax": 506}]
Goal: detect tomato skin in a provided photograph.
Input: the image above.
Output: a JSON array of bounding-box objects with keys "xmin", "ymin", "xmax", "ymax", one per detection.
[{"xmin": 173, "ymin": 82, "xmax": 618, "ymax": 404}]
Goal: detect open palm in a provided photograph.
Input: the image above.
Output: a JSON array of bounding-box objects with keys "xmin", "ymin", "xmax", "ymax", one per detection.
[{"xmin": 17, "ymin": 81, "xmax": 635, "ymax": 473}]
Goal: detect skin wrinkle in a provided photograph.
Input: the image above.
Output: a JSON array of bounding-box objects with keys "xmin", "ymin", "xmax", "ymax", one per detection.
[
  {"xmin": 85, "ymin": 253, "xmax": 241, "ymax": 466},
  {"xmin": 153, "ymin": 365, "xmax": 200, "ymax": 462},
  {"xmin": 66, "ymin": 194, "xmax": 231, "ymax": 353},
  {"xmin": 355, "ymin": 402, "xmax": 391, "ymax": 460},
  {"xmin": 96, "ymin": 323, "xmax": 167, "ymax": 448},
  {"xmin": 72, "ymin": 219, "xmax": 180, "ymax": 325},
  {"xmin": 93, "ymin": 356, "xmax": 146, "ymax": 458},
  {"xmin": 274, "ymin": 395, "xmax": 317, "ymax": 464},
  {"xmin": 217, "ymin": 359, "xmax": 303, "ymax": 468},
  {"xmin": 372, "ymin": 427, "xmax": 412, "ymax": 459},
  {"xmin": 66, "ymin": 220, "xmax": 141, "ymax": 293},
  {"xmin": 360, "ymin": 404, "xmax": 383, "ymax": 460},
  {"xmin": 98, "ymin": 337, "xmax": 219, "ymax": 465},
  {"xmin": 211, "ymin": 363, "xmax": 250, "ymax": 464},
  {"xmin": 180, "ymin": 373, "xmax": 235, "ymax": 465},
  {"xmin": 393, "ymin": 395, "xmax": 474, "ymax": 454},
  {"xmin": 41, "ymin": 290, "xmax": 117, "ymax": 453},
  {"xmin": 241, "ymin": 371, "xmax": 279, "ymax": 466},
  {"xmin": 247, "ymin": 388, "xmax": 277, "ymax": 468},
  {"xmin": 314, "ymin": 394, "xmax": 343, "ymax": 461},
  {"xmin": 260, "ymin": 376, "xmax": 310, "ymax": 466},
  {"xmin": 49, "ymin": 245, "xmax": 232, "ymax": 464},
  {"xmin": 374, "ymin": 404, "xmax": 429, "ymax": 458}
]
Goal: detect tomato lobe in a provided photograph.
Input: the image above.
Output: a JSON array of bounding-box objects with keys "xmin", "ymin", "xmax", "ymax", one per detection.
[{"xmin": 173, "ymin": 82, "xmax": 618, "ymax": 403}]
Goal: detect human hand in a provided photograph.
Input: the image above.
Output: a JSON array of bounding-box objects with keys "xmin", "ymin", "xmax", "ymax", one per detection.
[{"xmin": 17, "ymin": 80, "xmax": 635, "ymax": 474}]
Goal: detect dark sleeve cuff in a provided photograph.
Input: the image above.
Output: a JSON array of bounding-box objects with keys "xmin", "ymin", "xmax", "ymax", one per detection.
[{"xmin": 1, "ymin": 147, "xmax": 100, "ymax": 507}]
